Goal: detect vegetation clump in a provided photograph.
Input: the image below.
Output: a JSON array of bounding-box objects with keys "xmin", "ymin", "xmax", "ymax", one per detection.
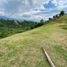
[
  {"xmin": 59, "ymin": 11, "xmax": 65, "ymax": 16},
  {"xmin": 0, "ymin": 19, "xmax": 44, "ymax": 38}
]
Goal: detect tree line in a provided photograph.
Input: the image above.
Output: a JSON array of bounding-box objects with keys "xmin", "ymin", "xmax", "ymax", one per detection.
[{"xmin": 49, "ymin": 11, "xmax": 65, "ymax": 21}]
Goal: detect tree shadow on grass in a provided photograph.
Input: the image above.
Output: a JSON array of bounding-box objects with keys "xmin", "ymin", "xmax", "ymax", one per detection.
[{"xmin": 59, "ymin": 25, "xmax": 67, "ymax": 30}]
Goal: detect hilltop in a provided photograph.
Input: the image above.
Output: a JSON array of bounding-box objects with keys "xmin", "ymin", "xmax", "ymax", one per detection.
[{"xmin": 0, "ymin": 14, "xmax": 67, "ymax": 67}]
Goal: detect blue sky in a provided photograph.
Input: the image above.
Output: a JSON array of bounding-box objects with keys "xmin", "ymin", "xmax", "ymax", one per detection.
[{"xmin": 0, "ymin": 0, "xmax": 67, "ymax": 21}]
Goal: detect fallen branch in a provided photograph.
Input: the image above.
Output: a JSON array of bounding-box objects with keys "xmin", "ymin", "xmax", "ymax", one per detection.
[{"xmin": 42, "ymin": 48, "xmax": 55, "ymax": 67}]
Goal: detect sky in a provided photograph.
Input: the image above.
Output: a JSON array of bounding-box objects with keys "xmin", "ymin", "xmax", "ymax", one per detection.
[{"xmin": 0, "ymin": 0, "xmax": 67, "ymax": 21}]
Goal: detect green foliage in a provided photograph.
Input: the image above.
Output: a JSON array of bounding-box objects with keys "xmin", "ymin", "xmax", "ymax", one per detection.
[
  {"xmin": 0, "ymin": 19, "xmax": 44, "ymax": 38},
  {"xmin": 49, "ymin": 18, "xmax": 52, "ymax": 21},
  {"xmin": 40, "ymin": 19, "xmax": 44, "ymax": 23},
  {"xmin": 59, "ymin": 11, "xmax": 65, "ymax": 16},
  {"xmin": 53, "ymin": 14, "xmax": 60, "ymax": 20},
  {"xmin": 48, "ymin": 11, "xmax": 65, "ymax": 22}
]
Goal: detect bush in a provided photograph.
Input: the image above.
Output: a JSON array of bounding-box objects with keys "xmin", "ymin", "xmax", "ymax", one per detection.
[
  {"xmin": 49, "ymin": 18, "xmax": 52, "ymax": 21},
  {"xmin": 59, "ymin": 11, "xmax": 65, "ymax": 16},
  {"xmin": 53, "ymin": 14, "xmax": 60, "ymax": 20}
]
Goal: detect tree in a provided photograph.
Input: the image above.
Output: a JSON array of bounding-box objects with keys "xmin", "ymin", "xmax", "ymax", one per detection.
[
  {"xmin": 49, "ymin": 18, "xmax": 52, "ymax": 21},
  {"xmin": 53, "ymin": 14, "xmax": 59, "ymax": 20},
  {"xmin": 55, "ymin": 14, "xmax": 59, "ymax": 18},
  {"xmin": 40, "ymin": 19, "xmax": 44, "ymax": 23},
  {"xmin": 59, "ymin": 11, "xmax": 65, "ymax": 16}
]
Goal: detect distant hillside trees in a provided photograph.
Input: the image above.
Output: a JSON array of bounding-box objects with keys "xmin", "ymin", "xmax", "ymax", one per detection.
[
  {"xmin": 36, "ymin": 19, "xmax": 44, "ymax": 26},
  {"xmin": 59, "ymin": 11, "xmax": 65, "ymax": 16},
  {"xmin": 48, "ymin": 11, "xmax": 65, "ymax": 21},
  {"xmin": 0, "ymin": 19, "xmax": 45, "ymax": 38},
  {"xmin": 49, "ymin": 18, "xmax": 52, "ymax": 21},
  {"xmin": 53, "ymin": 14, "xmax": 60, "ymax": 19}
]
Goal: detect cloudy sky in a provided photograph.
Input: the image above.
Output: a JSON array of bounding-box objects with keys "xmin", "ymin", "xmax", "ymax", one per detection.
[{"xmin": 0, "ymin": 0, "xmax": 67, "ymax": 21}]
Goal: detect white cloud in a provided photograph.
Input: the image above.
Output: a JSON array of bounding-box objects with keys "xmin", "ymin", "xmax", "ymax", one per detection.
[
  {"xmin": 0, "ymin": 0, "xmax": 67, "ymax": 20},
  {"xmin": 0, "ymin": 11, "xmax": 5, "ymax": 16}
]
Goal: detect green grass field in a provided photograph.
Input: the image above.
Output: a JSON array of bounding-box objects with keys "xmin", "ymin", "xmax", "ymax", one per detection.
[{"xmin": 0, "ymin": 15, "xmax": 67, "ymax": 67}]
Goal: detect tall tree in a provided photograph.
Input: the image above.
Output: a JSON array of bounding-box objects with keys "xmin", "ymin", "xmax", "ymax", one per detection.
[{"xmin": 59, "ymin": 11, "xmax": 65, "ymax": 16}]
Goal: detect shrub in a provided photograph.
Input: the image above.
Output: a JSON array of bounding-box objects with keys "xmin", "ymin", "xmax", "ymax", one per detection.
[
  {"xmin": 49, "ymin": 18, "xmax": 52, "ymax": 21},
  {"xmin": 59, "ymin": 11, "xmax": 65, "ymax": 16}
]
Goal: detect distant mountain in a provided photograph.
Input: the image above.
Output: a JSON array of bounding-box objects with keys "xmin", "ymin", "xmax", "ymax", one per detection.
[
  {"xmin": 0, "ymin": 16, "xmax": 19, "ymax": 20},
  {"xmin": 0, "ymin": 16, "xmax": 9, "ymax": 19}
]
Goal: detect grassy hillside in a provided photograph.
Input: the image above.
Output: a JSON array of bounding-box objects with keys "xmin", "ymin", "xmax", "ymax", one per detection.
[{"xmin": 0, "ymin": 15, "xmax": 67, "ymax": 67}]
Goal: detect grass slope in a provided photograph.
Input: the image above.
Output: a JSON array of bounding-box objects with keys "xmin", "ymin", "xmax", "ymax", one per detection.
[{"xmin": 0, "ymin": 15, "xmax": 67, "ymax": 67}]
